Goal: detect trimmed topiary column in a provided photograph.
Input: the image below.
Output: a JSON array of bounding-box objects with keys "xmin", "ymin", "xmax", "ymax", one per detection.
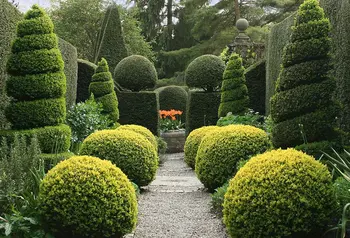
[
  {"xmin": 89, "ymin": 58, "xmax": 119, "ymax": 123},
  {"xmin": 218, "ymin": 53, "xmax": 249, "ymax": 117},
  {"xmin": 94, "ymin": 3, "xmax": 128, "ymax": 70},
  {"xmin": 3, "ymin": 5, "xmax": 71, "ymax": 156},
  {"xmin": 270, "ymin": 0, "xmax": 339, "ymax": 152},
  {"xmin": 76, "ymin": 59, "xmax": 97, "ymax": 103}
]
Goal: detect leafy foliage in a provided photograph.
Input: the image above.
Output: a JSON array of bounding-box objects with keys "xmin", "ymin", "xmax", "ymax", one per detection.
[
  {"xmin": 217, "ymin": 110, "xmax": 265, "ymax": 130},
  {"xmin": 66, "ymin": 95, "xmax": 112, "ymax": 144},
  {"xmin": 90, "ymin": 58, "xmax": 119, "ymax": 123},
  {"xmin": 218, "ymin": 53, "xmax": 249, "ymax": 117},
  {"xmin": 185, "ymin": 55, "xmax": 225, "ymax": 92},
  {"xmin": 184, "ymin": 126, "xmax": 219, "ymax": 169},
  {"xmin": 39, "ymin": 156, "xmax": 138, "ymax": 237},
  {"xmin": 157, "ymin": 86, "xmax": 188, "ymax": 120},
  {"xmin": 80, "ymin": 129, "xmax": 158, "ymax": 186},
  {"xmin": 223, "ymin": 148, "xmax": 337, "ymax": 238},
  {"xmin": 270, "ymin": 0, "xmax": 339, "ymax": 149},
  {"xmin": 114, "ymin": 55, "xmax": 157, "ymax": 92},
  {"xmin": 195, "ymin": 125, "xmax": 270, "ymax": 191}
]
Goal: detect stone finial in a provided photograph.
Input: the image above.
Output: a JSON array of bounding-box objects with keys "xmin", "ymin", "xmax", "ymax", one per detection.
[{"xmin": 236, "ymin": 18, "xmax": 249, "ymax": 33}]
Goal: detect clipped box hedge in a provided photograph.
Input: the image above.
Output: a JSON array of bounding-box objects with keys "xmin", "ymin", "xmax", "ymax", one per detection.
[
  {"xmin": 117, "ymin": 90, "xmax": 159, "ymax": 136},
  {"xmin": 186, "ymin": 91, "xmax": 221, "ymax": 135},
  {"xmin": 76, "ymin": 59, "xmax": 97, "ymax": 103},
  {"xmin": 265, "ymin": 14, "xmax": 295, "ymax": 115},
  {"xmin": 245, "ymin": 59, "xmax": 266, "ymax": 115},
  {"xmin": 58, "ymin": 38, "xmax": 78, "ymax": 110},
  {"xmin": 320, "ymin": 0, "xmax": 350, "ymax": 145}
]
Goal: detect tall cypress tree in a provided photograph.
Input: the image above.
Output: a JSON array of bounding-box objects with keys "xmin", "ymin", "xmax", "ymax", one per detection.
[
  {"xmin": 218, "ymin": 53, "xmax": 249, "ymax": 117},
  {"xmin": 94, "ymin": 4, "xmax": 128, "ymax": 70},
  {"xmin": 89, "ymin": 58, "xmax": 119, "ymax": 123},
  {"xmin": 270, "ymin": 0, "xmax": 339, "ymax": 151},
  {"xmin": 4, "ymin": 5, "xmax": 71, "ymax": 154}
]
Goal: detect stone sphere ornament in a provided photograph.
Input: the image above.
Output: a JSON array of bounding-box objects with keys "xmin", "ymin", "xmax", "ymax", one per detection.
[{"xmin": 236, "ymin": 18, "xmax": 249, "ymax": 32}]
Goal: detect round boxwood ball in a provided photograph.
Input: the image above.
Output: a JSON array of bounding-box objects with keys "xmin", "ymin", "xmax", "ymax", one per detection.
[
  {"xmin": 114, "ymin": 55, "xmax": 157, "ymax": 92},
  {"xmin": 223, "ymin": 148, "xmax": 337, "ymax": 238},
  {"xmin": 195, "ymin": 125, "xmax": 270, "ymax": 191},
  {"xmin": 184, "ymin": 126, "xmax": 219, "ymax": 169},
  {"xmin": 80, "ymin": 129, "xmax": 158, "ymax": 186},
  {"xmin": 117, "ymin": 124, "xmax": 158, "ymax": 151},
  {"xmin": 158, "ymin": 86, "xmax": 188, "ymax": 118},
  {"xmin": 185, "ymin": 54, "xmax": 225, "ymax": 91},
  {"xmin": 39, "ymin": 156, "xmax": 137, "ymax": 238}
]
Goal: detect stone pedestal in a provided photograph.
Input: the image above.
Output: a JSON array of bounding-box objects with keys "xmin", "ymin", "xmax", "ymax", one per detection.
[{"xmin": 160, "ymin": 130, "xmax": 186, "ymax": 153}]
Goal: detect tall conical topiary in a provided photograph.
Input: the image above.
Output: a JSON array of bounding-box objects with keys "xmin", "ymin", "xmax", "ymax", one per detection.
[
  {"xmin": 218, "ymin": 53, "xmax": 249, "ymax": 117},
  {"xmin": 4, "ymin": 5, "xmax": 71, "ymax": 154},
  {"xmin": 94, "ymin": 4, "xmax": 128, "ymax": 70},
  {"xmin": 89, "ymin": 58, "xmax": 119, "ymax": 123},
  {"xmin": 270, "ymin": 0, "xmax": 339, "ymax": 151}
]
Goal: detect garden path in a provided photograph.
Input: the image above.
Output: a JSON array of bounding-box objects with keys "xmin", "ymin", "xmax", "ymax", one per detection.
[{"xmin": 125, "ymin": 153, "xmax": 228, "ymax": 238}]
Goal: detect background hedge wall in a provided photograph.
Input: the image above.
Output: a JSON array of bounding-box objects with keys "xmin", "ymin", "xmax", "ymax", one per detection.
[
  {"xmin": 320, "ymin": 0, "xmax": 350, "ymax": 145},
  {"xmin": 245, "ymin": 59, "xmax": 266, "ymax": 115},
  {"xmin": 0, "ymin": 0, "xmax": 22, "ymax": 129},
  {"xmin": 76, "ymin": 59, "xmax": 97, "ymax": 103},
  {"xmin": 117, "ymin": 90, "xmax": 159, "ymax": 136},
  {"xmin": 58, "ymin": 38, "xmax": 77, "ymax": 110},
  {"xmin": 265, "ymin": 14, "xmax": 294, "ymax": 115},
  {"xmin": 186, "ymin": 91, "xmax": 221, "ymax": 135}
]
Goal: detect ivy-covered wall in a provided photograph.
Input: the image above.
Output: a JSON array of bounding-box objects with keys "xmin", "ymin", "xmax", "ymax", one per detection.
[{"xmin": 265, "ymin": 14, "xmax": 295, "ymax": 115}]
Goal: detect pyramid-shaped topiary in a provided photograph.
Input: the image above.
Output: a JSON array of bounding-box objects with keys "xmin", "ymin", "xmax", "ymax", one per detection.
[
  {"xmin": 3, "ymin": 5, "xmax": 71, "ymax": 155},
  {"xmin": 270, "ymin": 0, "xmax": 339, "ymax": 151},
  {"xmin": 89, "ymin": 58, "xmax": 119, "ymax": 123},
  {"xmin": 94, "ymin": 4, "xmax": 128, "ymax": 70},
  {"xmin": 218, "ymin": 53, "xmax": 249, "ymax": 117}
]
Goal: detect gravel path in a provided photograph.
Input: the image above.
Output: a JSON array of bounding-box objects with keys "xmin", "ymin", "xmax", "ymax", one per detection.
[{"xmin": 126, "ymin": 153, "xmax": 228, "ymax": 238}]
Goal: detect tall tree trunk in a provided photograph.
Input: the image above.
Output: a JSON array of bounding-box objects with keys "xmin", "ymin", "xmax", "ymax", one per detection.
[
  {"xmin": 166, "ymin": 0, "xmax": 173, "ymax": 50},
  {"xmin": 234, "ymin": 0, "xmax": 240, "ymax": 23}
]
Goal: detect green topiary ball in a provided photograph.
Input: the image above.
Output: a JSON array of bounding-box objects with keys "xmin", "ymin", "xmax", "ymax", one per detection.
[
  {"xmin": 39, "ymin": 156, "xmax": 137, "ymax": 238},
  {"xmin": 80, "ymin": 129, "xmax": 158, "ymax": 186},
  {"xmin": 114, "ymin": 55, "xmax": 157, "ymax": 92},
  {"xmin": 195, "ymin": 125, "xmax": 270, "ymax": 191},
  {"xmin": 185, "ymin": 54, "xmax": 225, "ymax": 92},
  {"xmin": 223, "ymin": 148, "xmax": 337, "ymax": 238},
  {"xmin": 157, "ymin": 86, "xmax": 188, "ymax": 119},
  {"xmin": 116, "ymin": 124, "xmax": 158, "ymax": 151},
  {"xmin": 184, "ymin": 126, "xmax": 219, "ymax": 169}
]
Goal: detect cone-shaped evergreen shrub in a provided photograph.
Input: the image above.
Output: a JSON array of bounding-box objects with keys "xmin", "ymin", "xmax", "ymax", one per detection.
[
  {"xmin": 3, "ymin": 5, "xmax": 70, "ymax": 153},
  {"xmin": 89, "ymin": 58, "xmax": 119, "ymax": 123},
  {"xmin": 94, "ymin": 4, "xmax": 128, "ymax": 70},
  {"xmin": 218, "ymin": 53, "xmax": 249, "ymax": 117},
  {"xmin": 270, "ymin": 0, "xmax": 339, "ymax": 150}
]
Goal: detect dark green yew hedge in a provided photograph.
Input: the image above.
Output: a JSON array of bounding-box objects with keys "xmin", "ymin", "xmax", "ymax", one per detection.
[
  {"xmin": 186, "ymin": 91, "xmax": 221, "ymax": 135},
  {"xmin": 245, "ymin": 60, "xmax": 266, "ymax": 115},
  {"xmin": 117, "ymin": 91, "xmax": 159, "ymax": 136},
  {"xmin": 76, "ymin": 59, "xmax": 97, "ymax": 103}
]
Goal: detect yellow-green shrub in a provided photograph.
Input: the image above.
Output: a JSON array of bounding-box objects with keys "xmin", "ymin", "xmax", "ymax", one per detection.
[
  {"xmin": 117, "ymin": 124, "xmax": 158, "ymax": 151},
  {"xmin": 223, "ymin": 148, "xmax": 337, "ymax": 238},
  {"xmin": 184, "ymin": 126, "xmax": 219, "ymax": 169},
  {"xmin": 80, "ymin": 129, "xmax": 158, "ymax": 186},
  {"xmin": 39, "ymin": 156, "xmax": 137, "ymax": 237},
  {"xmin": 195, "ymin": 125, "xmax": 270, "ymax": 191}
]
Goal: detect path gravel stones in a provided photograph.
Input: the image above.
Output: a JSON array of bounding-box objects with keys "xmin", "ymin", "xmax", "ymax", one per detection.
[{"xmin": 126, "ymin": 153, "xmax": 228, "ymax": 238}]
